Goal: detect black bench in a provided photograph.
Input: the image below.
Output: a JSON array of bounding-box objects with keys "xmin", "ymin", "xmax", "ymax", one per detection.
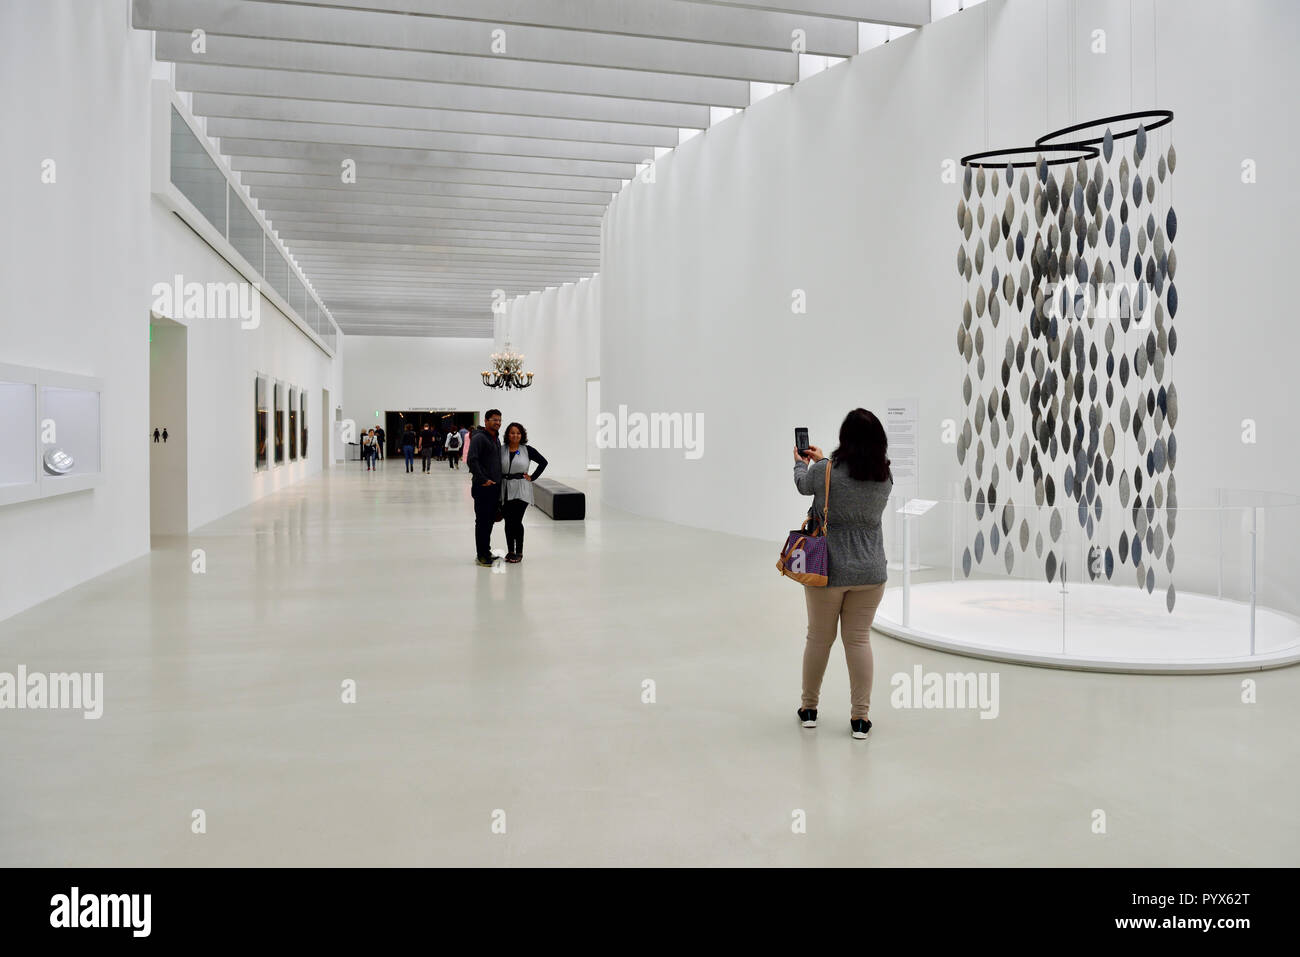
[{"xmin": 532, "ymin": 478, "xmax": 585, "ymax": 520}]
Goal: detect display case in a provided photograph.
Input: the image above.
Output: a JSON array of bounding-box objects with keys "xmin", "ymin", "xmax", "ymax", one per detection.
[
  {"xmin": 41, "ymin": 386, "xmax": 101, "ymax": 476},
  {"xmin": 0, "ymin": 379, "xmax": 37, "ymax": 494},
  {"xmin": 0, "ymin": 362, "xmax": 103, "ymax": 507},
  {"xmin": 872, "ymin": 489, "xmax": 1300, "ymax": 673}
]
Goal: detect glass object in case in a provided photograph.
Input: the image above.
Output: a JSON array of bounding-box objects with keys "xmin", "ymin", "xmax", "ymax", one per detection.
[{"xmin": 39, "ymin": 386, "xmax": 100, "ymax": 477}]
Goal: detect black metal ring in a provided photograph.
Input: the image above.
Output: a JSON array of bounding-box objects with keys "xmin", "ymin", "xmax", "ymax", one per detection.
[
  {"xmin": 1035, "ymin": 109, "xmax": 1173, "ymax": 149},
  {"xmin": 960, "ymin": 144, "xmax": 1100, "ymax": 170}
]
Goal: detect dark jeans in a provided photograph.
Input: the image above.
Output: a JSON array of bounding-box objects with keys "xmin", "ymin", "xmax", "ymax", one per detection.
[
  {"xmin": 447, "ymin": 450, "xmax": 459, "ymax": 468},
  {"xmin": 472, "ymin": 484, "xmax": 499, "ymax": 560},
  {"xmin": 403, "ymin": 444, "xmax": 415, "ymax": 471},
  {"xmin": 421, "ymin": 448, "xmax": 433, "ymax": 471},
  {"xmin": 503, "ymin": 499, "xmax": 528, "ymax": 555}
]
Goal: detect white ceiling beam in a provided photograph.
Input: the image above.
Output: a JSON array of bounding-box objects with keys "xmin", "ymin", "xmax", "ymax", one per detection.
[
  {"xmin": 332, "ymin": 327, "xmax": 494, "ymax": 337},
  {"xmin": 265, "ymin": 210, "xmax": 600, "ymax": 237},
  {"xmin": 192, "ymin": 93, "xmax": 682, "ymax": 147},
  {"xmin": 332, "ymin": 305, "xmax": 499, "ymax": 315},
  {"xmin": 292, "ymin": 251, "xmax": 593, "ymax": 267},
  {"xmin": 286, "ymin": 242, "xmax": 598, "ymax": 265},
  {"xmin": 176, "ymin": 63, "xmax": 711, "ymax": 128},
  {"xmin": 307, "ymin": 277, "xmax": 581, "ymax": 290},
  {"xmin": 136, "ymin": 0, "xmax": 798, "ymax": 82},
  {"xmin": 307, "ymin": 275, "xmax": 588, "ymax": 290},
  {"xmin": 673, "ymin": 0, "xmax": 928, "ymax": 27},
  {"xmin": 251, "ymin": 0, "xmax": 860, "ymax": 55},
  {"xmin": 330, "ymin": 297, "xmax": 516, "ymax": 307},
  {"xmin": 263, "ymin": 207, "xmax": 600, "ymax": 233},
  {"xmin": 258, "ymin": 198, "xmax": 600, "ymax": 227},
  {"xmin": 304, "ymin": 278, "xmax": 583, "ymax": 291},
  {"xmin": 217, "ymin": 136, "xmax": 639, "ymax": 180},
  {"xmin": 233, "ymin": 164, "xmax": 623, "ymax": 195},
  {"xmin": 152, "ymin": 31, "xmax": 751, "ymax": 106},
  {"xmin": 203, "ymin": 117, "xmax": 655, "ymax": 164},
  {"xmin": 294, "ymin": 263, "xmax": 591, "ymax": 278},
  {"xmin": 276, "ymin": 230, "xmax": 602, "ymax": 255},
  {"xmin": 274, "ymin": 222, "xmax": 600, "ymax": 247},
  {"xmin": 249, "ymin": 185, "xmax": 606, "ymax": 215}
]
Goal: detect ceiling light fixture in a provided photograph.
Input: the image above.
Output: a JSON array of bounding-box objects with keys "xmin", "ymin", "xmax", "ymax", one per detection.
[{"xmin": 481, "ymin": 341, "xmax": 533, "ymax": 390}]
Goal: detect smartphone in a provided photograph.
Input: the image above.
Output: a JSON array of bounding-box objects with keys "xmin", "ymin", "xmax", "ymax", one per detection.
[{"xmin": 795, "ymin": 427, "xmax": 810, "ymax": 454}]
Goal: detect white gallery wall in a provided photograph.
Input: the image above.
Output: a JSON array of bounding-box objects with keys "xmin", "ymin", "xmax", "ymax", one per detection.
[
  {"xmin": 0, "ymin": 0, "xmax": 155, "ymax": 623},
  {"xmin": 151, "ymin": 204, "xmax": 343, "ymax": 530},
  {"xmin": 600, "ymin": 0, "xmax": 1300, "ymax": 601},
  {"xmin": 496, "ymin": 276, "xmax": 601, "ymax": 481},
  {"xmin": 342, "ymin": 336, "xmax": 492, "ymax": 437},
  {"xmin": 0, "ymin": 0, "xmax": 345, "ymax": 622}
]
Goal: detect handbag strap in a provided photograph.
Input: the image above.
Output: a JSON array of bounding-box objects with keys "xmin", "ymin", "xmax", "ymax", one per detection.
[{"xmin": 820, "ymin": 458, "xmax": 831, "ymax": 531}]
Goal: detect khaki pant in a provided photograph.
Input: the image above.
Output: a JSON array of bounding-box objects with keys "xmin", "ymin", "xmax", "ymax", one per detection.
[{"xmin": 802, "ymin": 582, "xmax": 886, "ymax": 720}]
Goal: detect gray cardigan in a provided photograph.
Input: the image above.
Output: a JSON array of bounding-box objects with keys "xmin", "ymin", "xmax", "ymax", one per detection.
[{"xmin": 793, "ymin": 458, "xmax": 893, "ymax": 586}]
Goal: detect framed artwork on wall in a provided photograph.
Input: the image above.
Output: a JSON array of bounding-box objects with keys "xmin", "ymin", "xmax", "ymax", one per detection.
[
  {"xmin": 289, "ymin": 386, "xmax": 298, "ymax": 461},
  {"xmin": 274, "ymin": 382, "xmax": 284, "ymax": 465},
  {"xmin": 255, "ymin": 375, "xmax": 268, "ymax": 471}
]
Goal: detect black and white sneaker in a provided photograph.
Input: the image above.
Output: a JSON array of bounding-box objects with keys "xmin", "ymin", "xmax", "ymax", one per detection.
[
  {"xmin": 850, "ymin": 719, "xmax": 872, "ymax": 739},
  {"xmin": 797, "ymin": 708, "xmax": 817, "ymax": 729}
]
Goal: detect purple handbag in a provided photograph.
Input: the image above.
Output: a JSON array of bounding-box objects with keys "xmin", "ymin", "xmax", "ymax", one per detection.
[{"xmin": 776, "ymin": 461, "xmax": 831, "ymax": 587}]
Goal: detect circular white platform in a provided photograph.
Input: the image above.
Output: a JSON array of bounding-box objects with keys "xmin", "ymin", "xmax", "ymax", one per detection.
[{"xmin": 874, "ymin": 580, "xmax": 1300, "ymax": 673}]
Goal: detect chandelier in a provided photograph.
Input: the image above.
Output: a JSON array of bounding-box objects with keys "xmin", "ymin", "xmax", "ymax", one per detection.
[{"xmin": 481, "ymin": 340, "xmax": 534, "ymax": 390}]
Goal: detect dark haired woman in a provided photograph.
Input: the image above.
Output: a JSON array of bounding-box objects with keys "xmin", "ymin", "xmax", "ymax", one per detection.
[
  {"xmin": 500, "ymin": 422, "xmax": 548, "ymax": 563},
  {"xmin": 792, "ymin": 408, "xmax": 893, "ymax": 739}
]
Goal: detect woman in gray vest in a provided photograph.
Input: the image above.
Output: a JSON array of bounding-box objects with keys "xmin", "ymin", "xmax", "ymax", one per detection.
[
  {"xmin": 792, "ymin": 408, "xmax": 893, "ymax": 739},
  {"xmin": 500, "ymin": 422, "xmax": 549, "ymax": 563}
]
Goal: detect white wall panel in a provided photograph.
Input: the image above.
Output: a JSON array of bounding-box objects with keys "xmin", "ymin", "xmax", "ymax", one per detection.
[
  {"xmin": 342, "ymin": 336, "xmax": 491, "ymax": 438},
  {"xmin": 151, "ymin": 204, "xmax": 343, "ymax": 530},
  {"xmin": 496, "ymin": 276, "xmax": 601, "ymax": 481},
  {"xmin": 0, "ymin": 0, "xmax": 154, "ymax": 622},
  {"xmin": 600, "ymin": 0, "xmax": 1300, "ymax": 598}
]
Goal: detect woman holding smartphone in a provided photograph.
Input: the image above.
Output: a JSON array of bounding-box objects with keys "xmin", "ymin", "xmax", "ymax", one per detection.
[{"xmin": 792, "ymin": 409, "xmax": 894, "ymax": 739}]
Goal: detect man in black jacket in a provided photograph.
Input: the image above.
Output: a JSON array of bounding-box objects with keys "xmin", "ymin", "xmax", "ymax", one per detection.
[{"xmin": 468, "ymin": 409, "xmax": 503, "ymax": 565}]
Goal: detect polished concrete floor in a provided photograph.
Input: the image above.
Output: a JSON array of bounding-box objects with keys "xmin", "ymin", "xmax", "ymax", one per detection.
[{"xmin": 1, "ymin": 460, "xmax": 1298, "ymax": 866}]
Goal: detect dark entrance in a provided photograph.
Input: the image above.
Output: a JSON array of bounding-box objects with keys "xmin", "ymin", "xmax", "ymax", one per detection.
[{"xmin": 383, "ymin": 410, "xmax": 477, "ymax": 457}]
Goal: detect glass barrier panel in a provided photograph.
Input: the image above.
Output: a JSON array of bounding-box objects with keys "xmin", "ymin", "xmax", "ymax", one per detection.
[
  {"xmin": 227, "ymin": 187, "xmax": 263, "ymax": 274},
  {"xmin": 170, "ymin": 109, "xmax": 226, "ymax": 236}
]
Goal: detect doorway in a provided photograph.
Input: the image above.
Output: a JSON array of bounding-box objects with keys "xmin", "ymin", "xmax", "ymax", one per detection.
[
  {"xmin": 383, "ymin": 410, "xmax": 477, "ymax": 457},
  {"xmin": 585, "ymin": 378, "xmax": 601, "ymax": 470},
  {"xmin": 149, "ymin": 316, "xmax": 188, "ymax": 537}
]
